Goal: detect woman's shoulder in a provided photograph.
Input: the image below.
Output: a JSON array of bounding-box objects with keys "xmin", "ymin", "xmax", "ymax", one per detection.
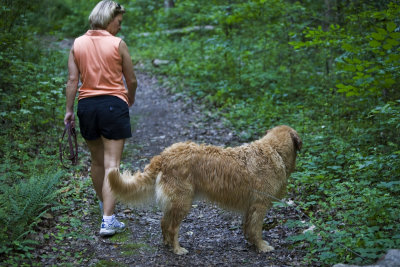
[{"xmin": 74, "ymin": 32, "xmax": 90, "ymax": 43}]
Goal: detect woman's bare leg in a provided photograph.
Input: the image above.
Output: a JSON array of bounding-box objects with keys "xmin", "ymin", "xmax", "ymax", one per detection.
[
  {"xmin": 101, "ymin": 136, "xmax": 125, "ymax": 216},
  {"xmin": 85, "ymin": 137, "xmax": 125, "ymax": 216},
  {"xmin": 85, "ymin": 138, "xmax": 105, "ymax": 201}
]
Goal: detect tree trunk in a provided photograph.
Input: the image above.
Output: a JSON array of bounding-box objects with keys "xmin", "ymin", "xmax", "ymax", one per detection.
[
  {"xmin": 164, "ymin": 0, "xmax": 175, "ymax": 9},
  {"xmin": 323, "ymin": 0, "xmax": 333, "ymax": 30}
]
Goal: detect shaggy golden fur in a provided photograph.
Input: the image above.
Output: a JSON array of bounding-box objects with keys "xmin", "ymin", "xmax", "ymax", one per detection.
[{"xmin": 108, "ymin": 125, "xmax": 302, "ymax": 255}]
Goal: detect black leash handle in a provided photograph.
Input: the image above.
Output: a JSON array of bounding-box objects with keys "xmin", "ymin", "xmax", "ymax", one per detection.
[{"xmin": 59, "ymin": 122, "xmax": 78, "ymax": 168}]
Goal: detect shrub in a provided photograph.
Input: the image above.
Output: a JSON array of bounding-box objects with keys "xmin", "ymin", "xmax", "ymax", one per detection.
[{"xmin": 0, "ymin": 171, "xmax": 63, "ymax": 259}]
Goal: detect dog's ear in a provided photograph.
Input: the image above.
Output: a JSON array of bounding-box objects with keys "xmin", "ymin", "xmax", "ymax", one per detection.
[{"xmin": 290, "ymin": 132, "xmax": 302, "ymax": 151}]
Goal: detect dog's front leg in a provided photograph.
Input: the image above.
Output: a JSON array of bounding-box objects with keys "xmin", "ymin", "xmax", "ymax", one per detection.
[
  {"xmin": 161, "ymin": 204, "xmax": 190, "ymax": 255},
  {"xmin": 243, "ymin": 203, "xmax": 274, "ymax": 252},
  {"xmin": 161, "ymin": 217, "xmax": 188, "ymax": 255}
]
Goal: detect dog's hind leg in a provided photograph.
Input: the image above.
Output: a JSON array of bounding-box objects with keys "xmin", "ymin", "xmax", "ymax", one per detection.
[
  {"xmin": 243, "ymin": 203, "xmax": 274, "ymax": 252},
  {"xmin": 159, "ymin": 180, "xmax": 193, "ymax": 255}
]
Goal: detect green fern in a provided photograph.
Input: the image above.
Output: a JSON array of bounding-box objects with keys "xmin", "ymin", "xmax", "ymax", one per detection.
[{"xmin": 0, "ymin": 171, "xmax": 63, "ymax": 254}]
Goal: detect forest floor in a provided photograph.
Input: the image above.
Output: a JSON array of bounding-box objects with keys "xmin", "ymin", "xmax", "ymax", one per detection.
[{"xmin": 31, "ymin": 68, "xmax": 309, "ymax": 266}]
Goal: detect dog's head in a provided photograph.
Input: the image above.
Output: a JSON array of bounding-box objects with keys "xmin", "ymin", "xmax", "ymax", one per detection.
[
  {"xmin": 265, "ymin": 125, "xmax": 302, "ymax": 175},
  {"xmin": 265, "ymin": 125, "xmax": 302, "ymax": 152},
  {"xmin": 290, "ymin": 131, "xmax": 302, "ymax": 152}
]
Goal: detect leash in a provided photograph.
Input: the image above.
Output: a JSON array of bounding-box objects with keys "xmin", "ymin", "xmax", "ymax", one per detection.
[{"xmin": 59, "ymin": 122, "xmax": 78, "ymax": 168}]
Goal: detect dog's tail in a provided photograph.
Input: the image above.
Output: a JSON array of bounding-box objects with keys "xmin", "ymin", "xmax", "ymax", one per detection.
[{"xmin": 108, "ymin": 155, "xmax": 162, "ymax": 205}]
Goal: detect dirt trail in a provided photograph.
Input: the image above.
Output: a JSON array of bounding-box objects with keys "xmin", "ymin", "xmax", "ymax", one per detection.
[{"xmin": 34, "ymin": 71, "xmax": 306, "ymax": 266}]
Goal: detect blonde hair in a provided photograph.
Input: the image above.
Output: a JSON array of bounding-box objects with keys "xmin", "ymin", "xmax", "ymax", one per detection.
[{"xmin": 89, "ymin": 1, "xmax": 125, "ymax": 30}]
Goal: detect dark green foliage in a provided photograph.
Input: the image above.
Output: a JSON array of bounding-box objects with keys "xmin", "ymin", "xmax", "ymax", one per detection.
[
  {"xmin": 0, "ymin": 171, "xmax": 63, "ymax": 257},
  {"xmin": 0, "ymin": 0, "xmax": 72, "ymax": 261},
  {"xmin": 122, "ymin": 0, "xmax": 400, "ymax": 264},
  {"xmin": 289, "ymin": 132, "xmax": 400, "ymax": 264},
  {"xmin": 57, "ymin": 0, "xmax": 99, "ymax": 37},
  {"xmin": 1, "ymin": 0, "xmax": 399, "ymax": 265},
  {"xmin": 0, "ymin": 39, "xmax": 66, "ymax": 180}
]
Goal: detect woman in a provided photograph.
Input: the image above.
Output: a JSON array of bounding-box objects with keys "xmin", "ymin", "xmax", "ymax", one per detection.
[{"xmin": 64, "ymin": 0, "xmax": 137, "ymax": 237}]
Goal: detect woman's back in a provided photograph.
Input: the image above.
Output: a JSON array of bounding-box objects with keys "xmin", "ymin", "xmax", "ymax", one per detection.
[{"xmin": 74, "ymin": 29, "xmax": 128, "ymax": 103}]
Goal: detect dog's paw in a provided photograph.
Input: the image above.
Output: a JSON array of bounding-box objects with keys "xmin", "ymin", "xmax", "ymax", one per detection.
[
  {"xmin": 257, "ymin": 241, "xmax": 274, "ymax": 252},
  {"xmin": 173, "ymin": 246, "xmax": 188, "ymax": 255}
]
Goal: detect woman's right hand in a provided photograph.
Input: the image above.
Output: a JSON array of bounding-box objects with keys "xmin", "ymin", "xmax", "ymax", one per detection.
[
  {"xmin": 65, "ymin": 47, "xmax": 79, "ymax": 128},
  {"xmin": 64, "ymin": 111, "xmax": 75, "ymax": 127}
]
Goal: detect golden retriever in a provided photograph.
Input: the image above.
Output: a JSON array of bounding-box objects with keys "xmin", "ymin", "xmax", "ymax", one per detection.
[{"xmin": 108, "ymin": 125, "xmax": 302, "ymax": 255}]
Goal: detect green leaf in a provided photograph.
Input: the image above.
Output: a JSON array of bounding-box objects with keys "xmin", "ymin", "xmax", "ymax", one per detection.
[
  {"xmin": 386, "ymin": 22, "xmax": 397, "ymax": 33},
  {"xmin": 376, "ymin": 28, "xmax": 388, "ymax": 36},
  {"xmin": 342, "ymin": 43, "xmax": 355, "ymax": 52},
  {"xmin": 387, "ymin": 38, "xmax": 400, "ymax": 46},
  {"xmin": 356, "ymin": 65, "xmax": 365, "ymax": 72},
  {"xmin": 371, "ymin": 32, "xmax": 385, "ymax": 41},
  {"xmin": 390, "ymin": 32, "xmax": 400, "ymax": 39},
  {"xmin": 369, "ymin": 40, "xmax": 381, "ymax": 48},
  {"xmin": 346, "ymin": 91, "xmax": 359, "ymax": 97},
  {"xmin": 384, "ymin": 78, "xmax": 395, "ymax": 87},
  {"xmin": 383, "ymin": 43, "xmax": 393, "ymax": 50},
  {"xmin": 388, "ymin": 54, "xmax": 400, "ymax": 62},
  {"xmin": 343, "ymin": 64, "xmax": 356, "ymax": 72}
]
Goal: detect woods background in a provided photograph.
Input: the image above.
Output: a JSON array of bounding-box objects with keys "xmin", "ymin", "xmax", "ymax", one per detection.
[{"xmin": 1, "ymin": 0, "xmax": 399, "ymax": 265}]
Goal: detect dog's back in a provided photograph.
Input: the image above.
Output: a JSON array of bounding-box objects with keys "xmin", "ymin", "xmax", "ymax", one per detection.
[{"xmin": 155, "ymin": 139, "xmax": 287, "ymax": 212}]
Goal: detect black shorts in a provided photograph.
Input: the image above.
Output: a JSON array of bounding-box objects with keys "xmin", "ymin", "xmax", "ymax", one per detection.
[{"xmin": 77, "ymin": 95, "xmax": 132, "ymax": 140}]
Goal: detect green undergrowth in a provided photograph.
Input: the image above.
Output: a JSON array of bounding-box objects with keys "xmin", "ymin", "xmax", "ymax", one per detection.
[
  {"xmin": 120, "ymin": 242, "xmax": 155, "ymax": 256},
  {"xmin": 0, "ymin": 0, "xmax": 85, "ymax": 263},
  {"xmin": 0, "ymin": 171, "xmax": 62, "ymax": 263},
  {"xmin": 109, "ymin": 230, "xmax": 156, "ymax": 257},
  {"xmin": 287, "ymin": 129, "xmax": 400, "ymax": 264},
  {"xmin": 120, "ymin": 0, "xmax": 400, "ymax": 265},
  {"xmin": 1, "ymin": 0, "xmax": 399, "ymax": 265}
]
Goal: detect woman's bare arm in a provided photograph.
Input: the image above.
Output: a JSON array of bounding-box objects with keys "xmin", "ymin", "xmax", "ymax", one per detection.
[
  {"xmin": 64, "ymin": 47, "xmax": 80, "ymax": 126},
  {"xmin": 119, "ymin": 40, "xmax": 137, "ymax": 106}
]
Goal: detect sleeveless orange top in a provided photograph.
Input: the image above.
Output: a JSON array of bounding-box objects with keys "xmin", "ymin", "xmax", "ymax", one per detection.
[{"xmin": 73, "ymin": 30, "xmax": 128, "ymax": 104}]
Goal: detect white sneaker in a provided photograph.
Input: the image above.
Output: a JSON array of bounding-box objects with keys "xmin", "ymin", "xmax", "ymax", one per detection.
[{"xmin": 99, "ymin": 217, "xmax": 126, "ymax": 237}]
